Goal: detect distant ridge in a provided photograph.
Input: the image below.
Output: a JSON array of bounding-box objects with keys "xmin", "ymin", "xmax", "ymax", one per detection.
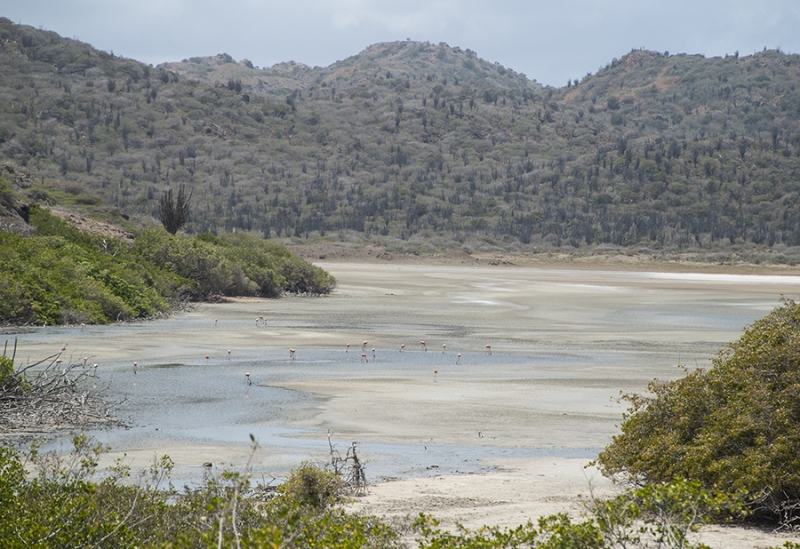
[{"xmin": 1, "ymin": 18, "xmax": 800, "ymax": 261}]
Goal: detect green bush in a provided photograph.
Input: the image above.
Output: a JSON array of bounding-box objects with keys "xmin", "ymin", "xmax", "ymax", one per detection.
[
  {"xmin": 132, "ymin": 229, "xmax": 335, "ymax": 299},
  {"xmin": 0, "ymin": 355, "xmax": 20, "ymax": 392},
  {"xmin": 216, "ymin": 233, "xmax": 336, "ymax": 296},
  {"xmin": 132, "ymin": 228, "xmax": 237, "ymax": 298},
  {"xmin": 414, "ymin": 478, "xmax": 745, "ymax": 549},
  {"xmin": 0, "ymin": 208, "xmax": 172, "ymax": 325},
  {"xmin": 0, "ymin": 175, "xmax": 14, "ymax": 209},
  {"xmin": 277, "ymin": 462, "xmax": 344, "ymax": 511},
  {"xmin": 0, "ymin": 435, "xmax": 788, "ymax": 549},
  {"xmin": 596, "ymin": 298, "xmax": 800, "ymax": 525},
  {"xmin": 0, "ymin": 206, "xmax": 334, "ymax": 326},
  {"xmin": 0, "ymin": 437, "xmax": 169, "ymax": 548},
  {"xmin": 0, "ymin": 437, "xmax": 400, "ymax": 549}
]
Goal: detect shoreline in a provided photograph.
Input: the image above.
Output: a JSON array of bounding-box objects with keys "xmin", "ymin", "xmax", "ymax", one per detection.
[{"xmin": 285, "ymin": 241, "xmax": 800, "ymax": 275}]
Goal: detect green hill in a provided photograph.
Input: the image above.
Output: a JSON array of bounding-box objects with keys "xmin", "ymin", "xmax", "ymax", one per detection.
[{"xmin": 2, "ymin": 18, "xmax": 800, "ymax": 260}]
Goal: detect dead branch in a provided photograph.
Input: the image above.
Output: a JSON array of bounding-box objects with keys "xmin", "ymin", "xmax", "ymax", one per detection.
[
  {"xmin": 327, "ymin": 429, "xmax": 368, "ymax": 496},
  {"xmin": 0, "ymin": 351, "xmax": 121, "ymax": 435}
]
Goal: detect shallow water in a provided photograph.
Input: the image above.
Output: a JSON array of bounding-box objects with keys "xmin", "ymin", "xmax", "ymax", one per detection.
[{"xmin": 34, "ymin": 347, "xmax": 607, "ymax": 484}]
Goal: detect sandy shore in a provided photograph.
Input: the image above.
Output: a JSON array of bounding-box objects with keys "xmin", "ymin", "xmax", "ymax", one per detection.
[
  {"xmin": 7, "ymin": 262, "xmax": 800, "ymax": 547},
  {"xmin": 346, "ymin": 457, "xmax": 795, "ymax": 549}
]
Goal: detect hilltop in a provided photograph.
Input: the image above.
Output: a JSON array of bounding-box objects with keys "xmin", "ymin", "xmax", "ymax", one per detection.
[{"xmin": 1, "ymin": 18, "xmax": 800, "ymax": 262}]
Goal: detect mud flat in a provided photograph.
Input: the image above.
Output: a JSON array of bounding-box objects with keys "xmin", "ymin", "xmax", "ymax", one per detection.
[{"xmin": 8, "ymin": 263, "xmax": 800, "ymax": 548}]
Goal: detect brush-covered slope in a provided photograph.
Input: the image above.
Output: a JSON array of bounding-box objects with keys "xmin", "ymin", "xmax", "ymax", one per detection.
[{"xmin": 1, "ymin": 18, "xmax": 800, "ymax": 256}]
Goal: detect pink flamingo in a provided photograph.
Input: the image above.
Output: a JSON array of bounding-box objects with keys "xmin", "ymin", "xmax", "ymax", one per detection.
[
  {"xmin": 399, "ymin": 343, "xmax": 405, "ymax": 352},
  {"xmin": 346, "ymin": 343, "xmax": 350, "ymax": 353},
  {"xmin": 214, "ymin": 318, "xmax": 218, "ymax": 326},
  {"xmin": 205, "ymin": 354, "xmax": 210, "ymax": 360},
  {"xmin": 485, "ymin": 345, "xmax": 492, "ymax": 355},
  {"xmin": 372, "ymin": 348, "xmax": 376, "ymax": 362},
  {"xmin": 80, "ymin": 323, "xmax": 85, "ymax": 331},
  {"xmin": 360, "ymin": 352, "xmax": 368, "ymax": 363},
  {"xmin": 456, "ymin": 353, "xmax": 461, "ymax": 364},
  {"xmin": 442, "ymin": 343, "xmax": 446, "ymax": 353},
  {"xmin": 227, "ymin": 350, "xmax": 231, "ymax": 361},
  {"xmin": 362, "ymin": 341, "xmax": 368, "ymax": 351},
  {"xmin": 420, "ymin": 341, "xmax": 427, "ymax": 351},
  {"xmin": 289, "ymin": 348, "xmax": 296, "ymax": 361},
  {"xmin": 133, "ymin": 361, "xmax": 138, "ymax": 375},
  {"xmin": 433, "ymin": 368, "xmax": 438, "ymax": 381},
  {"xmin": 82, "ymin": 356, "xmax": 88, "ymax": 367},
  {"xmin": 245, "ymin": 372, "xmax": 251, "ymax": 385}
]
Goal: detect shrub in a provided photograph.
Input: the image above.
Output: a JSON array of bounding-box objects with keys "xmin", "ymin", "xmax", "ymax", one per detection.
[
  {"xmin": 133, "ymin": 230, "xmax": 335, "ymax": 299},
  {"xmin": 11, "ymin": 211, "xmax": 169, "ymax": 323},
  {"xmin": 132, "ymin": 228, "xmax": 235, "ymax": 298},
  {"xmin": 0, "ymin": 207, "xmax": 172, "ymax": 325},
  {"xmin": 0, "ymin": 355, "xmax": 20, "ymax": 392},
  {"xmin": 414, "ymin": 478, "xmax": 745, "ymax": 549},
  {"xmin": 217, "ymin": 233, "xmax": 335, "ymax": 295},
  {"xmin": 278, "ymin": 461, "xmax": 344, "ymax": 511},
  {"xmin": 1, "ymin": 205, "xmax": 333, "ymax": 326},
  {"xmin": 0, "ymin": 438, "xmax": 400, "ymax": 549},
  {"xmin": 596, "ymin": 298, "xmax": 800, "ymax": 525}
]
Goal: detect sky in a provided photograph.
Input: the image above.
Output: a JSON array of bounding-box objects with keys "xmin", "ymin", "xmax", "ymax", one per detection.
[{"xmin": 3, "ymin": 0, "xmax": 800, "ymax": 87}]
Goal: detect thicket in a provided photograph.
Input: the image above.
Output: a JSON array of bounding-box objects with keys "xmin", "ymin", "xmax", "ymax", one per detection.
[
  {"xmin": 597, "ymin": 299, "xmax": 800, "ymax": 527},
  {"xmin": 2, "ymin": 436, "xmax": 795, "ymax": 549},
  {"xmin": 0, "ymin": 204, "xmax": 173, "ymax": 325},
  {"xmin": 133, "ymin": 229, "xmax": 336, "ymax": 299},
  {"xmin": 0, "ymin": 204, "xmax": 335, "ymax": 326},
  {"xmin": 0, "ymin": 436, "xmax": 401, "ymax": 549},
  {"xmin": 2, "ymin": 18, "xmax": 800, "ymax": 257}
]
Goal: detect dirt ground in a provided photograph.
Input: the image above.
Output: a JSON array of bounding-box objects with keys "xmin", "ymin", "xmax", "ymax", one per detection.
[
  {"xmin": 346, "ymin": 458, "xmax": 794, "ymax": 549},
  {"xmin": 8, "ymin": 259, "xmax": 800, "ymax": 548},
  {"xmin": 286, "ymin": 241, "xmax": 800, "ymax": 275}
]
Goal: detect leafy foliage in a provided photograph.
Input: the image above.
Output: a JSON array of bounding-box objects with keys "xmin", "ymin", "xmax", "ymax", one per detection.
[
  {"xmin": 0, "ymin": 205, "xmax": 172, "ymax": 325},
  {"xmin": 0, "ymin": 204, "xmax": 334, "ymax": 325},
  {"xmin": 0, "ymin": 436, "xmax": 176, "ymax": 548},
  {"xmin": 2, "ymin": 18, "xmax": 800, "ymax": 256},
  {"xmin": 0, "ymin": 355, "xmax": 21, "ymax": 392},
  {"xmin": 596, "ymin": 299, "xmax": 800, "ymax": 525},
  {"xmin": 0, "ymin": 436, "xmax": 789, "ymax": 548},
  {"xmin": 414, "ymin": 478, "xmax": 746, "ymax": 549},
  {"xmin": 132, "ymin": 229, "xmax": 335, "ymax": 299},
  {"xmin": 0, "ymin": 438, "xmax": 400, "ymax": 549},
  {"xmin": 0, "ymin": 175, "xmax": 15, "ymax": 210},
  {"xmin": 277, "ymin": 461, "xmax": 345, "ymax": 511}
]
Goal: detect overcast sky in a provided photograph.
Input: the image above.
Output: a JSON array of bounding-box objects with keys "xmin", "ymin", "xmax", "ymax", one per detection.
[{"xmin": 4, "ymin": 1, "xmax": 800, "ymax": 87}]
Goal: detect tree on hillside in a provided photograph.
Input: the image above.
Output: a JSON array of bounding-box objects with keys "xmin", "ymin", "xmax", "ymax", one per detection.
[
  {"xmin": 596, "ymin": 298, "xmax": 800, "ymax": 526},
  {"xmin": 159, "ymin": 184, "xmax": 192, "ymax": 235}
]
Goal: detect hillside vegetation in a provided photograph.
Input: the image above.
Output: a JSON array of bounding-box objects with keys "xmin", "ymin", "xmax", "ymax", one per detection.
[{"xmin": 1, "ymin": 19, "xmax": 800, "ymax": 261}]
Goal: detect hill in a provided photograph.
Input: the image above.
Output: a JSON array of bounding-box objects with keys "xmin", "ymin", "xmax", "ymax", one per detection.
[{"xmin": 1, "ymin": 18, "xmax": 800, "ymax": 261}]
